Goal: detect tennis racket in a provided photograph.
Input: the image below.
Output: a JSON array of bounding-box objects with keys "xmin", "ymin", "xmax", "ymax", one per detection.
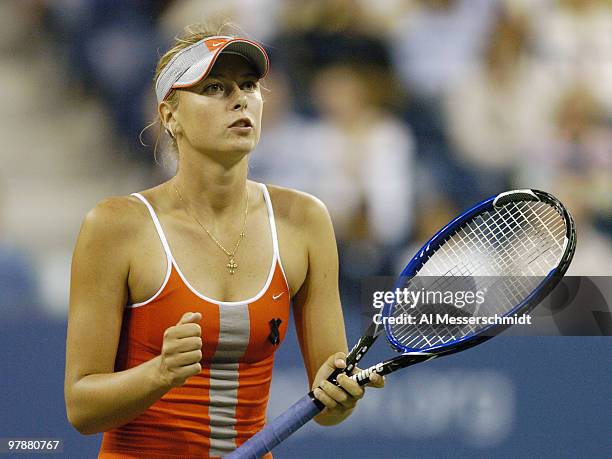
[{"xmin": 227, "ymin": 189, "xmax": 576, "ymax": 459}]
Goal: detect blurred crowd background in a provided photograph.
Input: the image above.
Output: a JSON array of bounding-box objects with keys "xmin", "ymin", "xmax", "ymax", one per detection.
[{"xmin": 0, "ymin": 0, "xmax": 611, "ymax": 456}]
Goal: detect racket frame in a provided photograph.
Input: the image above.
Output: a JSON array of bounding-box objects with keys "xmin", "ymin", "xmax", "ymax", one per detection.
[
  {"xmin": 335, "ymin": 190, "xmax": 576, "ymax": 383},
  {"xmin": 380, "ymin": 189, "xmax": 576, "ymax": 360}
]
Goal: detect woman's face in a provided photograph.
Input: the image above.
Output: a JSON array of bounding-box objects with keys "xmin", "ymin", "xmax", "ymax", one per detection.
[{"xmin": 171, "ymin": 53, "xmax": 264, "ymax": 159}]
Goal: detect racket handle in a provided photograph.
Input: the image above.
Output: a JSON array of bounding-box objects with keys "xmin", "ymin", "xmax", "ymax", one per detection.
[
  {"xmin": 226, "ymin": 392, "xmax": 324, "ymax": 459},
  {"xmin": 327, "ymin": 367, "xmax": 344, "ymax": 385},
  {"xmin": 327, "ymin": 336, "xmax": 376, "ymax": 384}
]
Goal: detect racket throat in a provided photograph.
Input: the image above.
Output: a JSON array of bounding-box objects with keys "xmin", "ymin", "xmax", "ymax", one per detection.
[
  {"xmin": 351, "ymin": 353, "xmax": 438, "ymax": 385},
  {"xmin": 351, "ymin": 362, "xmax": 385, "ymax": 384}
]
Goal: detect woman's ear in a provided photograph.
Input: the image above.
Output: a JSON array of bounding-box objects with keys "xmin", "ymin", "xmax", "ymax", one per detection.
[{"xmin": 159, "ymin": 101, "xmax": 176, "ymax": 138}]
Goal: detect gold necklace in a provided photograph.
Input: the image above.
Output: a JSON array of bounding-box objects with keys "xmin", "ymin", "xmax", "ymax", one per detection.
[{"xmin": 173, "ymin": 183, "xmax": 249, "ymax": 275}]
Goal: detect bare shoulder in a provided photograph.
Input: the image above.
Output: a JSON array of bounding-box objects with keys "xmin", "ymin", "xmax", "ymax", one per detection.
[
  {"xmin": 264, "ymin": 184, "xmax": 331, "ymax": 229},
  {"xmin": 78, "ymin": 194, "xmax": 148, "ymax": 249}
]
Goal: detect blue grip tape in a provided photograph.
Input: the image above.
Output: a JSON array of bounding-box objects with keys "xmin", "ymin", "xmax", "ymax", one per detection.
[{"xmin": 226, "ymin": 394, "xmax": 322, "ymax": 458}]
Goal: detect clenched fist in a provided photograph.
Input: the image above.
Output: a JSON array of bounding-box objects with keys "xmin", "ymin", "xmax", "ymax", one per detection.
[{"xmin": 156, "ymin": 312, "xmax": 203, "ymax": 388}]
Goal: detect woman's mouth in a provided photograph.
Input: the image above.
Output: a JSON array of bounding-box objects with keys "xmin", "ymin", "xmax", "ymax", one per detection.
[{"xmin": 228, "ymin": 118, "xmax": 253, "ymax": 132}]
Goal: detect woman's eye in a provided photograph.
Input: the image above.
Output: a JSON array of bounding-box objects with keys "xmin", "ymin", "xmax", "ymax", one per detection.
[
  {"xmin": 204, "ymin": 83, "xmax": 223, "ymax": 93},
  {"xmin": 242, "ymin": 80, "xmax": 258, "ymax": 91}
]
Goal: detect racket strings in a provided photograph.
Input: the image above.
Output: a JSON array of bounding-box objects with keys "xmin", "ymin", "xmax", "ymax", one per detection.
[
  {"xmin": 429, "ymin": 202, "xmax": 563, "ymax": 279},
  {"xmin": 396, "ymin": 203, "xmax": 564, "ymax": 339},
  {"xmin": 404, "ymin": 203, "xmax": 561, "ymax": 306},
  {"xmin": 392, "ymin": 203, "xmax": 564, "ymax": 346},
  {"xmin": 389, "ymin": 201, "xmax": 566, "ymax": 350}
]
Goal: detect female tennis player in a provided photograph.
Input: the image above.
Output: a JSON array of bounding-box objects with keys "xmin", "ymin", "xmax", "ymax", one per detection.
[{"xmin": 64, "ymin": 25, "xmax": 383, "ymax": 458}]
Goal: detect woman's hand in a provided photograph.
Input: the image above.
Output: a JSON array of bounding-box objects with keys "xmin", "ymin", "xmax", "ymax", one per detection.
[
  {"xmin": 156, "ymin": 312, "xmax": 203, "ymax": 389},
  {"xmin": 311, "ymin": 352, "xmax": 385, "ymax": 426}
]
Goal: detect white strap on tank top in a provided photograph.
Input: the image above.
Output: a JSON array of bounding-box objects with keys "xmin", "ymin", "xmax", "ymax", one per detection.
[{"xmin": 130, "ymin": 183, "xmax": 285, "ymax": 306}]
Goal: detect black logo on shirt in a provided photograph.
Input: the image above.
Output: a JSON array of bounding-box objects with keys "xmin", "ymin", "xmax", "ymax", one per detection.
[{"xmin": 268, "ymin": 318, "xmax": 282, "ymax": 345}]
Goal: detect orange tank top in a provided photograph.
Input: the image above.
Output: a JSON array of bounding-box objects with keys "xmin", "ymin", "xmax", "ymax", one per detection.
[{"xmin": 99, "ymin": 183, "xmax": 290, "ymax": 458}]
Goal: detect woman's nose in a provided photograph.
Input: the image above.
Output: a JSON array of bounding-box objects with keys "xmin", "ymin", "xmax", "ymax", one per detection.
[{"xmin": 231, "ymin": 85, "xmax": 248, "ymax": 111}]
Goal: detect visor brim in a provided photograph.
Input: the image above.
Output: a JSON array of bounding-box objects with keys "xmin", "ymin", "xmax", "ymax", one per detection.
[{"xmin": 170, "ymin": 39, "xmax": 269, "ymax": 94}]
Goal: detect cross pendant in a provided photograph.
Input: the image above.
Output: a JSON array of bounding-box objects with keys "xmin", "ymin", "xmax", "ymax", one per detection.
[{"xmin": 227, "ymin": 257, "xmax": 238, "ymax": 275}]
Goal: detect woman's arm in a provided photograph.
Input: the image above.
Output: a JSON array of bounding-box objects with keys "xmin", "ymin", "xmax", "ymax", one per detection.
[
  {"xmin": 292, "ymin": 195, "xmax": 381, "ymax": 426},
  {"xmin": 64, "ymin": 198, "xmax": 202, "ymax": 434}
]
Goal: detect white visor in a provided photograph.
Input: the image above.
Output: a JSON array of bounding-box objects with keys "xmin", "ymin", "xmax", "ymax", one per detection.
[{"xmin": 155, "ymin": 35, "xmax": 269, "ymax": 103}]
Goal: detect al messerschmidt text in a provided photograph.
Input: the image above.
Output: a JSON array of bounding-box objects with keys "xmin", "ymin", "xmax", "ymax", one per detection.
[{"xmin": 372, "ymin": 313, "xmax": 532, "ymax": 326}]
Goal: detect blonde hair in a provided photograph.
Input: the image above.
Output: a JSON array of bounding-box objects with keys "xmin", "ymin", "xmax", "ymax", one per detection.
[{"xmin": 144, "ymin": 22, "xmax": 242, "ymax": 162}]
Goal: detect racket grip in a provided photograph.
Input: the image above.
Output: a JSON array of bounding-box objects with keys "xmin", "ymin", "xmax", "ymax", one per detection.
[{"xmin": 226, "ymin": 392, "xmax": 324, "ymax": 459}]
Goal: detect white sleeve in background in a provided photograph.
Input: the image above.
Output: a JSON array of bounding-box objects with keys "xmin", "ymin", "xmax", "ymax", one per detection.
[{"xmin": 362, "ymin": 118, "xmax": 415, "ymax": 245}]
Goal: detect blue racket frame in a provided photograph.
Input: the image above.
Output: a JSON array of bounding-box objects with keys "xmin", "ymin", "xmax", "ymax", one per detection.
[{"xmin": 382, "ymin": 189, "xmax": 576, "ymax": 354}]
